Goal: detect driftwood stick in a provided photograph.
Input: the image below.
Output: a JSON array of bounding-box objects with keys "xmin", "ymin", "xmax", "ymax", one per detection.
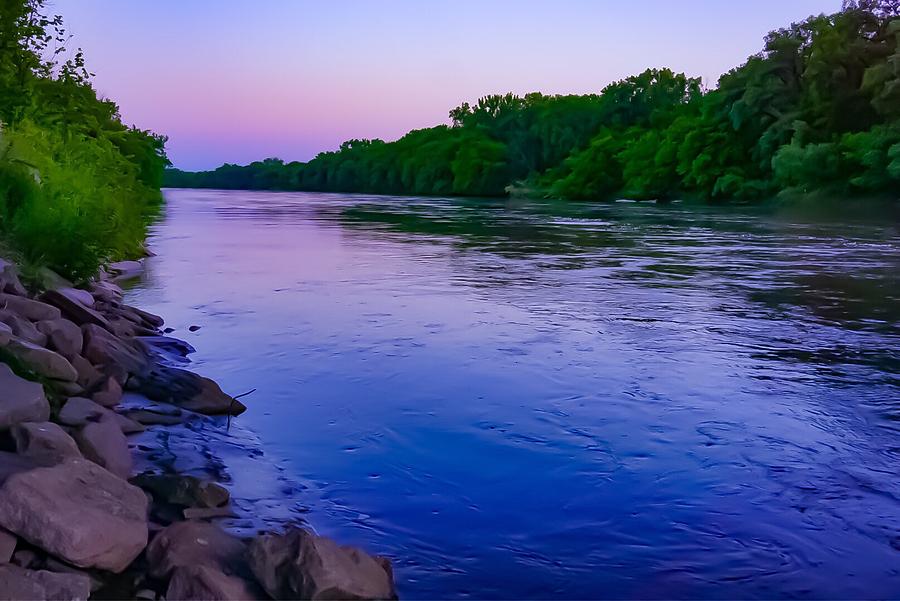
[{"xmin": 227, "ymin": 388, "xmax": 257, "ymax": 430}]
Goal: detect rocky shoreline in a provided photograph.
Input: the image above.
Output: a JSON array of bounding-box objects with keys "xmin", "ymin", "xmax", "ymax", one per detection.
[{"xmin": 0, "ymin": 258, "xmax": 397, "ymax": 600}]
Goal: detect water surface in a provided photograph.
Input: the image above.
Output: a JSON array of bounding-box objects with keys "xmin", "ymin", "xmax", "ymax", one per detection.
[{"xmin": 126, "ymin": 190, "xmax": 900, "ymax": 599}]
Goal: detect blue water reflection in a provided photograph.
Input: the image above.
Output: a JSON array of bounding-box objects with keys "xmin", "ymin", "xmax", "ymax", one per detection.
[{"xmin": 126, "ymin": 190, "xmax": 900, "ymax": 599}]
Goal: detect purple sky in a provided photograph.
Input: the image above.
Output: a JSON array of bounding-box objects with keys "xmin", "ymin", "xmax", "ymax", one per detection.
[{"xmin": 52, "ymin": 0, "xmax": 839, "ymax": 170}]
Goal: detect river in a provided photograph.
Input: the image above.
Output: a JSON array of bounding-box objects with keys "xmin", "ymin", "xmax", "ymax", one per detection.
[{"xmin": 125, "ymin": 189, "xmax": 900, "ymax": 599}]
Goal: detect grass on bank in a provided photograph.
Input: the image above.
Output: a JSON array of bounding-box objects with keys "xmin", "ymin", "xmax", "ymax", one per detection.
[{"xmin": 0, "ymin": 1, "xmax": 168, "ymax": 283}]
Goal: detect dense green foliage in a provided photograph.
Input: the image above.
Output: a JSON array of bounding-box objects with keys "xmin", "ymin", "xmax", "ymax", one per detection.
[
  {"xmin": 168, "ymin": 1, "xmax": 899, "ymax": 203},
  {"xmin": 0, "ymin": 0, "xmax": 168, "ymax": 280}
]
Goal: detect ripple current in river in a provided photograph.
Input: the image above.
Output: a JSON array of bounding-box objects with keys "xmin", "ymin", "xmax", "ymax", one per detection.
[{"xmin": 126, "ymin": 190, "xmax": 900, "ymax": 599}]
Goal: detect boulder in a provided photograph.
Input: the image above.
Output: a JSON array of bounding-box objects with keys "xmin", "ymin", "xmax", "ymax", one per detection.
[
  {"xmin": 139, "ymin": 335, "xmax": 196, "ymax": 359},
  {"xmin": 40, "ymin": 290, "xmax": 110, "ymax": 329},
  {"xmin": 49, "ymin": 379, "xmax": 84, "ymax": 397},
  {"xmin": 116, "ymin": 307, "xmax": 144, "ymax": 327},
  {"xmin": 0, "ymin": 458, "xmax": 148, "ymax": 572},
  {"xmin": 0, "ymin": 565, "xmax": 91, "ymax": 601},
  {"xmin": 112, "ymin": 412, "xmax": 145, "ymax": 434},
  {"xmin": 36, "ymin": 318, "xmax": 83, "ymax": 359},
  {"xmin": 107, "ymin": 307, "xmax": 160, "ymax": 337},
  {"xmin": 133, "ymin": 474, "xmax": 229, "ymax": 509},
  {"xmin": 55, "ymin": 287, "xmax": 95, "ymax": 308},
  {"xmin": 106, "ymin": 317, "xmax": 138, "ymax": 339},
  {"xmin": 134, "ymin": 366, "xmax": 246, "ymax": 416},
  {"xmin": 88, "ymin": 281, "xmax": 124, "ymax": 304},
  {"xmin": 0, "ymin": 311, "xmax": 47, "ymax": 346},
  {"xmin": 0, "ymin": 293, "xmax": 60, "ymax": 322},
  {"xmin": 11, "ymin": 422, "xmax": 81, "ymax": 466},
  {"xmin": 58, "ymin": 396, "xmax": 107, "ymax": 427},
  {"xmin": 81, "ymin": 324, "xmax": 150, "ymax": 375},
  {"xmin": 101, "ymin": 361, "xmax": 130, "ymax": 387},
  {"xmin": 92, "ymin": 376, "xmax": 123, "ymax": 407},
  {"xmin": 69, "ymin": 354, "xmax": 103, "ymax": 390},
  {"xmin": 0, "ymin": 260, "xmax": 27, "ymax": 297},
  {"xmin": 0, "ymin": 364, "xmax": 50, "ymax": 430},
  {"xmin": 0, "ymin": 529, "xmax": 15, "ymax": 563},
  {"xmin": 2, "ymin": 338, "xmax": 78, "ymax": 381},
  {"xmin": 247, "ymin": 528, "xmax": 396, "ymax": 600},
  {"xmin": 58, "ymin": 397, "xmax": 143, "ymax": 435},
  {"xmin": 107, "ymin": 260, "xmax": 144, "ymax": 282},
  {"xmin": 167, "ymin": 564, "xmax": 261, "ymax": 601},
  {"xmin": 146, "ymin": 521, "xmax": 247, "ymax": 580},
  {"xmin": 127, "ymin": 306, "xmax": 165, "ymax": 329},
  {"xmin": 0, "ymin": 322, "xmax": 11, "ymax": 346},
  {"xmin": 74, "ymin": 414, "xmax": 132, "ymax": 479}
]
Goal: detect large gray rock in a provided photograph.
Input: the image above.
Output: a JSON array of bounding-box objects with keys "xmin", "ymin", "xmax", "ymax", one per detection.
[
  {"xmin": 40, "ymin": 290, "xmax": 110, "ymax": 329},
  {"xmin": 36, "ymin": 318, "xmax": 83, "ymax": 359},
  {"xmin": 248, "ymin": 528, "xmax": 396, "ymax": 600},
  {"xmin": 107, "ymin": 260, "xmax": 144, "ymax": 282},
  {"xmin": 106, "ymin": 317, "xmax": 138, "ymax": 339},
  {"xmin": 55, "ymin": 287, "xmax": 95, "ymax": 308},
  {"xmin": 74, "ymin": 414, "xmax": 132, "ymax": 479},
  {"xmin": 167, "ymin": 564, "xmax": 261, "ymax": 601},
  {"xmin": 132, "ymin": 474, "xmax": 229, "ymax": 509},
  {"xmin": 0, "ymin": 458, "xmax": 148, "ymax": 572},
  {"xmin": 0, "ymin": 294, "xmax": 60, "ymax": 322},
  {"xmin": 0, "ymin": 322, "xmax": 11, "ymax": 346},
  {"xmin": 69, "ymin": 354, "xmax": 103, "ymax": 390},
  {"xmin": 91, "ymin": 376, "xmax": 123, "ymax": 407},
  {"xmin": 0, "ymin": 565, "xmax": 91, "ymax": 601},
  {"xmin": 111, "ymin": 412, "xmax": 145, "ymax": 434},
  {"xmin": 0, "ymin": 259, "xmax": 27, "ymax": 297},
  {"xmin": 58, "ymin": 397, "xmax": 142, "ymax": 435},
  {"xmin": 134, "ymin": 366, "xmax": 246, "ymax": 416},
  {"xmin": 0, "ymin": 311, "xmax": 47, "ymax": 346},
  {"xmin": 11, "ymin": 421, "xmax": 81, "ymax": 466},
  {"xmin": 101, "ymin": 304, "xmax": 160, "ymax": 337},
  {"xmin": 2, "ymin": 338, "xmax": 78, "ymax": 381},
  {"xmin": 58, "ymin": 396, "xmax": 107, "ymax": 427},
  {"xmin": 81, "ymin": 324, "xmax": 150, "ymax": 375},
  {"xmin": 0, "ymin": 364, "xmax": 50, "ymax": 430},
  {"xmin": 88, "ymin": 281, "xmax": 124, "ymax": 304},
  {"xmin": 146, "ymin": 521, "xmax": 247, "ymax": 580},
  {"xmin": 138, "ymin": 335, "xmax": 195, "ymax": 359},
  {"xmin": 126, "ymin": 305, "xmax": 164, "ymax": 329},
  {"xmin": 48, "ymin": 379, "xmax": 84, "ymax": 397}
]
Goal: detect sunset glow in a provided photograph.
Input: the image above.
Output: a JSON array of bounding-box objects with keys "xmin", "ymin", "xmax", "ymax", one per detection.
[{"xmin": 54, "ymin": 0, "xmax": 838, "ymax": 169}]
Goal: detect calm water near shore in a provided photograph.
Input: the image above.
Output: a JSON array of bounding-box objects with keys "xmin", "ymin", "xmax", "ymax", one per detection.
[{"xmin": 126, "ymin": 189, "xmax": 900, "ymax": 599}]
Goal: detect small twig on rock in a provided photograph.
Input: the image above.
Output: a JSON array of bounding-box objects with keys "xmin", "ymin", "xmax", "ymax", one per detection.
[{"xmin": 227, "ymin": 388, "xmax": 256, "ymax": 431}]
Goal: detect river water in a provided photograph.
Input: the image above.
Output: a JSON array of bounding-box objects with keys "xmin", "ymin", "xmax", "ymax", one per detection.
[{"xmin": 126, "ymin": 189, "xmax": 900, "ymax": 599}]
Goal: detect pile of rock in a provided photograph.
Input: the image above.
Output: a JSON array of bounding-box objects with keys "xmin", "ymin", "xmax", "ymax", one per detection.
[{"xmin": 0, "ymin": 258, "xmax": 397, "ymax": 600}]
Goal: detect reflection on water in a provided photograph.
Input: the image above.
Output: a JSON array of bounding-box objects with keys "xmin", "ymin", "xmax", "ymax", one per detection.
[{"xmin": 127, "ymin": 190, "xmax": 900, "ymax": 599}]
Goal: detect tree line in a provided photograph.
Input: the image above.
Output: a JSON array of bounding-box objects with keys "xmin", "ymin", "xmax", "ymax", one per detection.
[
  {"xmin": 0, "ymin": 0, "xmax": 169, "ymax": 280},
  {"xmin": 167, "ymin": 1, "xmax": 899, "ymax": 203}
]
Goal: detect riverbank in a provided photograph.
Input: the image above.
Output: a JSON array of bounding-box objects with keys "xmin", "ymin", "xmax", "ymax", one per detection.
[{"xmin": 0, "ymin": 257, "xmax": 397, "ymax": 600}]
